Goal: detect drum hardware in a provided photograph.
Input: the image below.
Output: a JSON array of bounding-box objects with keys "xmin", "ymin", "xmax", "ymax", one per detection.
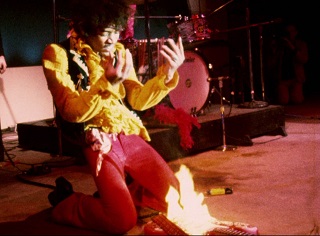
[
  {"xmin": 238, "ymin": 7, "xmax": 269, "ymax": 109},
  {"xmin": 214, "ymin": 77, "xmax": 237, "ymax": 152},
  {"xmin": 138, "ymin": 0, "xmax": 179, "ymax": 80},
  {"xmin": 143, "ymin": 0, "xmax": 153, "ymax": 79},
  {"xmin": 134, "ymin": 15, "xmax": 182, "ymax": 19},
  {"xmin": 207, "ymin": 0, "xmax": 235, "ymax": 17},
  {"xmin": 168, "ymin": 14, "xmax": 212, "ymax": 44},
  {"xmin": 259, "ymin": 25, "xmax": 266, "ymax": 102},
  {"xmin": 208, "ymin": 76, "xmax": 230, "ymax": 81},
  {"xmin": 209, "ymin": 79, "xmax": 232, "ymax": 110},
  {"xmin": 130, "ymin": 38, "xmax": 166, "ymax": 83},
  {"xmin": 123, "ymin": 1, "xmax": 169, "ymax": 80},
  {"xmin": 208, "ymin": 76, "xmax": 232, "ymax": 104},
  {"xmin": 216, "ymin": 18, "xmax": 282, "ymax": 34},
  {"xmin": 212, "ymin": 13, "xmax": 281, "ymax": 108},
  {"xmin": 56, "ymin": 15, "xmax": 71, "ymax": 22}
]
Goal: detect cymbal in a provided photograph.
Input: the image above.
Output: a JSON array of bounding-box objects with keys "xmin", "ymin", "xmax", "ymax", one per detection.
[{"xmin": 124, "ymin": 0, "xmax": 156, "ymax": 5}]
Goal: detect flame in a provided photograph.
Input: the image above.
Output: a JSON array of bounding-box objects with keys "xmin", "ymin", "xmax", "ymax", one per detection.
[{"xmin": 165, "ymin": 165, "xmax": 218, "ymax": 235}]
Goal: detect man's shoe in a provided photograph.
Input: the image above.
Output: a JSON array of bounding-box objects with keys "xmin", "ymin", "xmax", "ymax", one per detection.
[{"xmin": 48, "ymin": 176, "xmax": 74, "ymax": 207}]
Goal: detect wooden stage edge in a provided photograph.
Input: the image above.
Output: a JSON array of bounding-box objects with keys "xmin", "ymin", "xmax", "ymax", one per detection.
[{"xmin": 16, "ymin": 104, "xmax": 287, "ymax": 162}]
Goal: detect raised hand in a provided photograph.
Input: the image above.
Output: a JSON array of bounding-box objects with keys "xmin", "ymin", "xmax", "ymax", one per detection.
[
  {"xmin": 160, "ymin": 36, "xmax": 185, "ymax": 83},
  {"xmin": 103, "ymin": 49, "xmax": 134, "ymax": 85}
]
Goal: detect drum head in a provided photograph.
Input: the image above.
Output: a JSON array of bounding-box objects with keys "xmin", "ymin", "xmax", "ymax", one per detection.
[{"xmin": 169, "ymin": 50, "xmax": 210, "ymax": 114}]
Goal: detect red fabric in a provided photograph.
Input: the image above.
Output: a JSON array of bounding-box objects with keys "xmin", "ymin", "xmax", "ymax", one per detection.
[
  {"xmin": 120, "ymin": 5, "xmax": 136, "ymax": 40},
  {"xmin": 152, "ymin": 104, "xmax": 201, "ymax": 150},
  {"xmin": 52, "ymin": 133, "xmax": 180, "ymax": 234}
]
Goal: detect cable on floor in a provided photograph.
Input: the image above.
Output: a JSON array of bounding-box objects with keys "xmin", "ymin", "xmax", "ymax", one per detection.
[{"xmin": 16, "ymin": 173, "xmax": 55, "ymax": 189}]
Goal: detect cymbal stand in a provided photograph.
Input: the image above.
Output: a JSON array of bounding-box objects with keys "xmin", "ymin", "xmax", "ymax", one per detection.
[
  {"xmin": 143, "ymin": 0, "xmax": 153, "ymax": 79},
  {"xmin": 207, "ymin": 0, "xmax": 235, "ymax": 17},
  {"xmin": 215, "ymin": 77, "xmax": 237, "ymax": 152},
  {"xmin": 259, "ymin": 25, "xmax": 266, "ymax": 101},
  {"xmin": 137, "ymin": 1, "xmax": 181, "ymax": 80},
  {"xmin": 239, "ymin": 7, "xmax": 268, "ymax": 108},
  {"xmin": 140, "ymin": 1, "xmax": 180, "ymax": 79}
]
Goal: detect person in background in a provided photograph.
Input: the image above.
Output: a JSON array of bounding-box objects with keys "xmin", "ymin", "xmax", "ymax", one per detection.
[
  {"xmin": 42, "ymin": 0, "xmax": 185, "ymax": 234},
  {"xmin": 0, "ymin": 31, "xmax": 7, "ymax": 74},
  {"xmin": 268, "ymin": 22, "xmax": 309, "ymax": 105}
]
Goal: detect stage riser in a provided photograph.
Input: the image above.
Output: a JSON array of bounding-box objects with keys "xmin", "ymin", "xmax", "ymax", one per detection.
[{"xmin": 17, "ymin": 106, "xmax": 286, "ymax": 162}]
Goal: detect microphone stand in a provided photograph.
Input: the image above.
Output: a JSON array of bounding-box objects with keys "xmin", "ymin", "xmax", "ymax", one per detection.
[
  {"xmin": 214, "ymin": 77, "xmax": 237, "ymax": 152},
  {"xmin": 144, "ymin": 0, "xmax": 153, "ymax": 80}
]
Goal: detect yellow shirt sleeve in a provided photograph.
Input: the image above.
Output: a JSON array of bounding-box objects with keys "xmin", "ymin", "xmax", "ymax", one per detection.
[
  {"xmin": 42, "ymin": 43, "xmax": 110, "ymax": 123},
  {"xmin": 42, "ymin": 41, "xmax": 180, "ymax": 141},
  {"xmin": 116, "ymin": 43, "xmax": 179, "ymax": 111}
]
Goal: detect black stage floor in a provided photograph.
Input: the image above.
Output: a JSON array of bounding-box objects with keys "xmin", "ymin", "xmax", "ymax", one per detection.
[{"xmin": 17, "ymin": 103, "xmax": 287, "ymax": 162}]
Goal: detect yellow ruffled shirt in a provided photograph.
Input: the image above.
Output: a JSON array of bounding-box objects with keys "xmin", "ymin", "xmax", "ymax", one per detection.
[{"xmin": 42, "ymin": 39, "xmax": 179, "ymax": 141}]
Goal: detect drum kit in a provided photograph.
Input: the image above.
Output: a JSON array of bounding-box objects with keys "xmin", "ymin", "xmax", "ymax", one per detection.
[
  {"xmin": 123, "ymin": 0, "xmax": 284, "ymax": 114},
  {"xmin": 122, "ymin": 0, "xmax": 229, "ymax": 116},
  {"xmin": 124, "ymin": 0, "xmax": 239, "ymax": 151},
  {"xmin": 123, "ymin": 0, "xmax": 282, "ymax": 151}
]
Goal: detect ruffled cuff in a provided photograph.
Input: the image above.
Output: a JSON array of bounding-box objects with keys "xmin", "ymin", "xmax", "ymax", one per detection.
[{"xmin": 157, "ymin": 66, "xmax": 179, "ymax": 90}]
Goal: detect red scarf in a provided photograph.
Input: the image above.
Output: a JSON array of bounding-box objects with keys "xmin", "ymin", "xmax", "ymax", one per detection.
[{"xmin": 151, "ymin": 104, "xmax": 201, "ymax": 150}]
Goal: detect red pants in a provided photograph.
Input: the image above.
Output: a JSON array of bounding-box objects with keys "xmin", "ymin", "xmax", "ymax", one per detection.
[{"xmin": 51, "ymin": 133, "xmax": 180, "ymax": 234}]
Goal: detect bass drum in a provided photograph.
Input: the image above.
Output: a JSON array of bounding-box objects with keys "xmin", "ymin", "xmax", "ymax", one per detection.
[{"xmin": 169, "ymin": 50, "xmax": 211, "ymax": 115}]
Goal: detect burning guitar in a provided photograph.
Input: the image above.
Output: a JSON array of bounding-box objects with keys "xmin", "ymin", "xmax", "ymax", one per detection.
[
  {"xmin": 143, "ymin": 165, "xmax": 259, "ymax": 235},
  {"xmin": 144, "ymin": 214, "xmax": 259, "ymax": 235}
]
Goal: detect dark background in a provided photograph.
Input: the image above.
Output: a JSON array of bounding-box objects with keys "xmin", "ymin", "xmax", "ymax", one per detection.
[
  {"xmin": 248, "ymin": 0, "xmax": 320, "ymax": 97},
  {"xmin": 1, "ymin": 0, "xmax": 74, "ymax": 67},
  {"xmin": 1, "ymin": 0, "xmax": 319, "ymax": 97}
]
